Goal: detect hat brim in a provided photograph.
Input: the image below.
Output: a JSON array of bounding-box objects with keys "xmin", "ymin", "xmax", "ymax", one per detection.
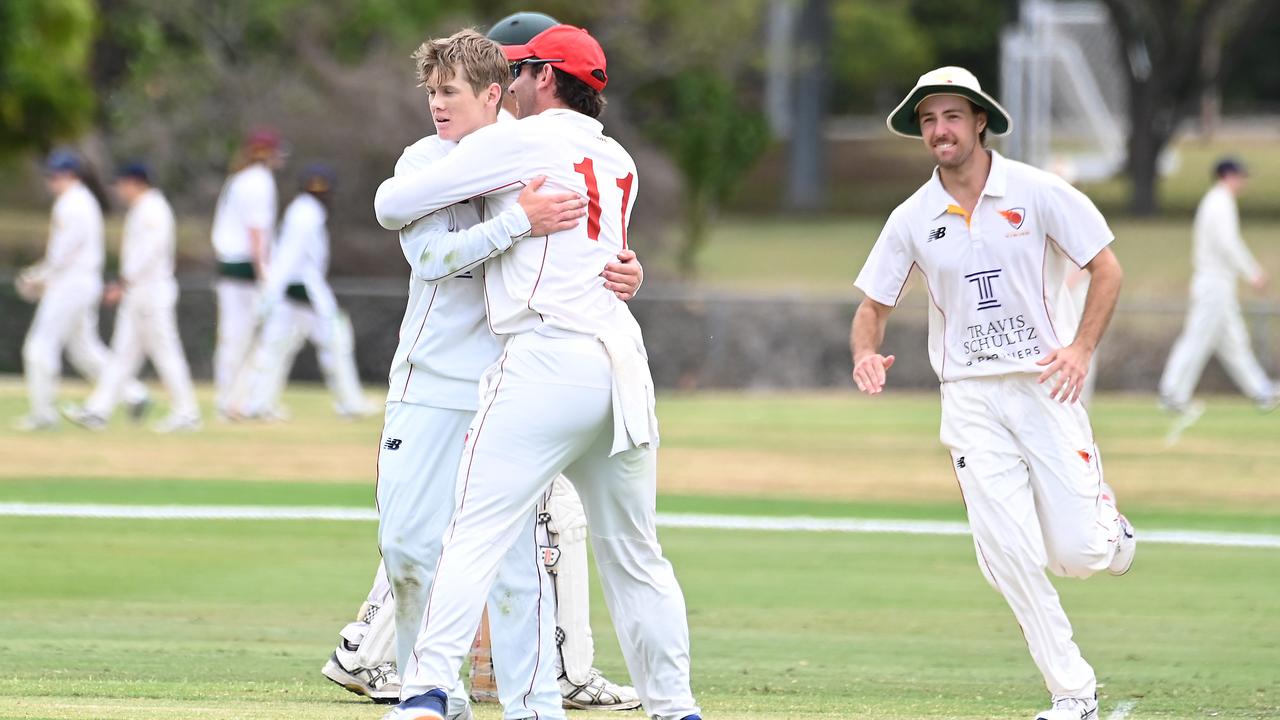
[
  {"xmin": 887, "ymin": 86, "xmax": 1012, "ymax": 139},
  {"xmin": 502, "ymin": 44, "xmax": 536, "ymax": 62}
]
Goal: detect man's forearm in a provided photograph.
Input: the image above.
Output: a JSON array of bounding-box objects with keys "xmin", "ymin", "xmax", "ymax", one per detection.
[
  {"xmin": 1075, "ymin": 252, "xmax": 1123, "ymax": 352},
  {"xmin": 401, "ymin": 205, "xmax": 531, "ymax": 284},
  {"xmin": 851, "ymin": 299, "xmax": 890, "ymax": 363}
]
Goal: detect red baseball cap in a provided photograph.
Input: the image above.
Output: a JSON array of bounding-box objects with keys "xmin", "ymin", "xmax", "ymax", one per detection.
[{"xmin": 502, "ymin": 25, "xmax": 608, "ymax": 91}]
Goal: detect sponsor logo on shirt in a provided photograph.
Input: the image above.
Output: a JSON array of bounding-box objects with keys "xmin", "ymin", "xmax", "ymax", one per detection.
[
  {"xmin": 927, "ymin": 226, "xmax": 947, "ymax": 242},
  {"xmin": 964, "ymin": 268, "xmax": 1003, "ymax": 311},
  {"xmin": 998, "ymin": 207, "xmax": 1026, "ymax": 229}
]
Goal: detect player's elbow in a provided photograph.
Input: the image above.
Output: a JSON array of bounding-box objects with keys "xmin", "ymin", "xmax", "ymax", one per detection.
[{"xmin": 373, "ymin": 182, "xmax": 409, "ymax": 230}]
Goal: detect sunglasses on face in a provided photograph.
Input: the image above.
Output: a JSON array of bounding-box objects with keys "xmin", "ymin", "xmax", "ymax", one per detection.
[{"xmin": 509, "ymin": 58, "xmax": 564, "ymax": 80}]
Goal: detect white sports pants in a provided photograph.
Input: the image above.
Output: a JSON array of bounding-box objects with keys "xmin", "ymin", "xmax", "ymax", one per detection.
[
  {"xmin": 376, "ymin": 402, "xmax": 560, "ymax": 719},
  {"xmin": 23, "ymin": 276, "xmax": 147, "ymax": 421},
  {"xmin": 85, "ymin": 291, "xmax": 197, "ymax": 418},
  {"xmin": 940, "ymin": 374, "xmax": 1124, "ymax": 699},
  {"xmin": 238, "ymin": 301, "xmax": 366, "ymax": 417},
  {"xmin": 213, "ymin": 279, "xmax": 259, "ymax": 413},
  {"xmin": 401, "ymin": 334, "xmax": 698, "ymax": 720},
  {"xmin": 1159, "ymin": 278, "xmax": 1275, "ymax": 405}
]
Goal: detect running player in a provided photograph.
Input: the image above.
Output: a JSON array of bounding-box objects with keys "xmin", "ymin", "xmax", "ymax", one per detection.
[
  {"xmin": 851, "ymin": 66, "xmax": 1135, "ymax": 720},
  {"xmin": 211, "ymin": 130, "xmax": 282, "ymax": 419},
  {"xmin": 1158, "ymin": 158, "xmax": 1277, "ymax": 417},
  {"xmin": 374, "ymin": 25, "xmax": 700, "ymax": 720},
  {"xmin": 234, "ymin": 164, "xmax": 371, "ymax": 420},
  {"xmin": 62, "ymin": 162, "xmax": 201, "ymax": 433},
  {"xmin": 15, "ymin": 150, "xmax": 148, "ymax": 431}
]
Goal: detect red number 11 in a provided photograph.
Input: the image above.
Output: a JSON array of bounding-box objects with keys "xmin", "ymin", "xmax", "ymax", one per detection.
[{"xmin": 572, "ymin": 157, "xmax": 634, "ymax": 248}]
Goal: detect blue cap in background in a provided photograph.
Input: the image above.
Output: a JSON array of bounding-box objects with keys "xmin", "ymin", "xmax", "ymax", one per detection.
[
  {"xmin": 116, "ymin": 161, "xmax": 152, "ymax": 184},
  {"xmin": 45, "ymin": 149, "xmax": 81, "ymax": 175},
  {"xmin": 1215, "ymin": 157, "xmax": 1248, "ymax": 178}
]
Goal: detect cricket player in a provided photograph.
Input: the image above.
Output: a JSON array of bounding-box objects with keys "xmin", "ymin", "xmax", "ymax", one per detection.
[
  {"xmin": 1158, "ymin": 158, "xmax": 1277, "ymax": 414},
  {"xmin": 374, "ymin": 25, "xmax": 700, "ymax": 720},
  {"xmin": 851, "ymin": 67, "xmax": 1136, "ymax": 720},
  {"xmin": 233, "ymin": 164, "xmax": 371, "ymax": 420},
  {"xmin": 471, "ymin": 12, "xmax": 641, "ymax": 712},
  {"xmin": 324, "ymin": 29, "xmax": 643, "ymax": 717},
  {"xmin": 15, "ymin": 150, "xmax": 149, "ymax": 431},
  {"xmin": 211, "ymin": 129, "xmax": 281, "ymax": 418},
  {"xmin": 62, "ymin": 162, "xmax": 201, "ymax": 433}
]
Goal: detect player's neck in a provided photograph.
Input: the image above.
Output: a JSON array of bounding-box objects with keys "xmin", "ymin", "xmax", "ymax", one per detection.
[{"xmin": 937, "ymin": 148, "xmax": 991, "ymax": 213}]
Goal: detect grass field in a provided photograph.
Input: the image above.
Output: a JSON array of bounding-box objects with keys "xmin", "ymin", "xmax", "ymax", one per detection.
[{"xmin": 2, "ymin": 381, "xmax": 1278, "ymax": 719}]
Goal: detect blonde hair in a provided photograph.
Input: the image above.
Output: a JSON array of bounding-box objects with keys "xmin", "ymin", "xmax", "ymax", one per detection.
[{"xmin": 413, "ymin": 29, "xmax": 508, "ymax": 95}]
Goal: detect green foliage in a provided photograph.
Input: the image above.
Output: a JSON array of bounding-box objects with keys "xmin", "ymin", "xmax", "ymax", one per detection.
[
  {"xmin": 637, "ymin": 71, "xmax": 770, "ymax": 275},
  {"xmin": 0, "ymin": 0, "xmax": 97, "ymax": 155},
  {"xmin": 830, "ymin": 0, "xmax": 936, "ymax": 114}
]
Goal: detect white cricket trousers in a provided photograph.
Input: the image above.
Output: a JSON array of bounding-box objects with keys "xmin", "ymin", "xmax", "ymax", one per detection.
[
  {"xmin": 376, "ymin": 401, "xmax": 560, "ymax": 718},
  {"xmin": 22, "ymin": 276, "xmax": 146, "ymax": 421},
  {"xmin": 85, "ymin": 290, "xmax": 198, "ymax": 418},
  {"xmin": 940, "ymin": 374, "xmax": 1125, "ymax": 699},
  {"xmin": 238, "ymin": 301, "xmax": 366, "ymax": 417},
  {"xmin": 213, "ymin": 278, "xmax": 258, "ymax": 413},
  {"xmin": 1159, "ymin": 278, "xmax": 1275, "ymax": 405},
  {"xmin": 402, "ymin": 333, "xmax": 699, "ymax": 720}
]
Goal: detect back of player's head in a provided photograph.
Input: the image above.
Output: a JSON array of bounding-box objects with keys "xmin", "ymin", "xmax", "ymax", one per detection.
[
  {"xmin": 300, "ymin": 163, "xmax": 336, "ymax": 195},
  {"xmin": 1214, "ymin": 157, "xmax": 1247, "ymax": 180},
  {"xmin": 503, "ymin": 25, "xmax": 608, "ymax": 118},
  {"xmin": 45, "ymin": 148, "xmax": 81, "ymax": 177},
  {"xmin": 486, "ymin": 11, "xmax": 558, "ymax": 46},
  {"xmin": 116, "ymin": 161, "xmax": 152, "ymax": 186},
  {"xmin": 414, "ymin": 29, "xmax": 508, "ymax": 96}
]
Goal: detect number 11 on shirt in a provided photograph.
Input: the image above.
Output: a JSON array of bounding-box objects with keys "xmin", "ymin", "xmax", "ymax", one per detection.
[{"xmin": 572, "ymin": 157, "xmax": 634, "ymax": 248}]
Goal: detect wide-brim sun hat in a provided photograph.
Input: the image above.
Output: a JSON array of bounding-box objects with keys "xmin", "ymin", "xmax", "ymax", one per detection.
[{"xmin": 886, "ymin": 66, "xmax": 1012, "ymax": 139}]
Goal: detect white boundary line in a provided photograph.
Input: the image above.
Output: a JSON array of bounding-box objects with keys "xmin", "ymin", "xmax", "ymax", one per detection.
[
  {"xmin": 1106, "ymin": 699, "xmax": 1139, "ymax": 720},
  {"xmin": 2, "ymin": 502, "xmax": 1279, "ymax": 549}
]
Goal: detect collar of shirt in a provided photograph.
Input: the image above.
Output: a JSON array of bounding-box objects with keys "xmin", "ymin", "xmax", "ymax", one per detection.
[
  {"xmin": 922, "ymin": 149, "xmax": 1009, "ymax": 222},
  {"xmin": 534, "ymin": 107, "xmax": 604, "ymax": 135}
]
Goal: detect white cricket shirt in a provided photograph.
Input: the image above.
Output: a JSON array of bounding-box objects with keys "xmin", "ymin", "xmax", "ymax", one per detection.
[
  {"xmin": 211, "ymin": 163, "xmax": 277, "ymax": 263},
  {"xmin": 855, "ymin": 150, "xmax": 1114, "ymax": 382},
  {"xmin": 42, "ymin": 181, "xmax": 104, "ymax": 282},
  {"xmin": 262, "ymin": 193, "xmax": 339, "ymax": 318},
  {"xmin": 120, "ymin": 188, "xmax": 178, "ymax": 302},
  {"xmin": 385, "ymin": 135, "xmax": 514, "ymax": 412},
  {"xmin": 375, "ymin": 108, "xmax": 643, "ymax": 344},
  {"xmin": 1192, "ymin": 183, "xmax": 1263, "ymax": 285}
]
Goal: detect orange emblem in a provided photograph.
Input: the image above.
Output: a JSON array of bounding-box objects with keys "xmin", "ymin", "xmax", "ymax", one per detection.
[
  {"xmin": 998, "ymin": 207, "xmax": 1026, "ymax": 229},
  {"xmin": 1077, "ymin": 449, "xmax": 1092, "ymax": 463}
]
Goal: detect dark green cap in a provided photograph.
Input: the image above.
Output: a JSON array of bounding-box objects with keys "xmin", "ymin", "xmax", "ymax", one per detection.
[{"xmin": 486, "ymin": 11, "xmax": 559, "ymax": 45}]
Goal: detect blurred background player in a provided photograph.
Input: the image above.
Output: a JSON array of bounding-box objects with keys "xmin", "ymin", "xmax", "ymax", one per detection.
[
  {"xmin": 464, "ymin": 12, "xmax": 642, "ymax": 712},
  {"xmin": 62, "ymin": 162, "xmax": 201, "ymax": 433},
  {"xmin": 211, "ymin": 129, "xmax": 281, "ymax": 419},
  {"xmin": 233, "ymin": 163, "xmax": 371, "ymax": 420},
  {"xmin": 14, "ymin": 150, "xmax": 149, "ymax": 431},
  {"xmin": 1158, "ymin": 158, "xmax": 1277, "ymax": 420}
]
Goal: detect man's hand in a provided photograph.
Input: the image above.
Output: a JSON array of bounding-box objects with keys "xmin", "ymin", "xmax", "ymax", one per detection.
[
  {"xmin": 602, "ymin": 249, "xmax": 642, "ymax": 301},
  {"xmin": 852, "ymin": 354, "xmax": 895, "ymax": 395},
  {"xmin": 520, "ymin": 176, "xmax": 586, "ymax": 236},
  {"xmin": 1250, "ymin": 271, "xmax": 1270, "ymax": 292},
  {"xmin": 1036, "ymin": 343, "xmax": 1092, "ymax": 403},
  {"xmin": 103, "ymin": 281, "xmax": 124, "ymax": 307}
]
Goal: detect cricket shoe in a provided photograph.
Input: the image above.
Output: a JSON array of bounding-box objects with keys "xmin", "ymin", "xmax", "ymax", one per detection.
[
  {"xmin": 1108, "ymin": 513, "xmax": 1137, "ymax": 576},
  {"xmin": 152, "ymin": 413, "xmax": 203, "ymax": 434},
  {"xmin": 12, "ymin": 413, "xmax": 57, "ymax": 432},
  {"xmin": 561, "ymin": 668, "xmax": 642, "ymax": 710},
  {"xmin": 380, "ymin": 688, "xmax": 450, "ymax": 720},
  {"xmin": 1035, "ymin": 694, "xmax": 1097, "ymax": 720},
  {"xmin": 61, "ymin": 405, "xmax": 107, "ymax": 431},
  {"xmin": 322, "ymin": 642, "xmax": 400, "ymax": 704}
]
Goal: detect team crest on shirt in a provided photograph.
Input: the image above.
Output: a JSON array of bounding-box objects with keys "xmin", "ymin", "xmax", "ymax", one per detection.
[{"xmin": 998, "ymin": 207, "xmax": 1026, "ymax": 229}]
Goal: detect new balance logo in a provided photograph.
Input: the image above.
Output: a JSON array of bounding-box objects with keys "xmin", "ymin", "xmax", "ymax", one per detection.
[
  {"xmin": 927, "ymin": 226, "xmax": 947, "ymax": 242},
  {"xmin": 956, "ymin": 456, "xmax": 966, "ymax": 469},
  {"xmin": 384, "ymin": 438, "xmax": 402, "ymax": 451}
]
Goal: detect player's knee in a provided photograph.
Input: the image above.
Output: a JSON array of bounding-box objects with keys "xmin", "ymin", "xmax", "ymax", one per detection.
[
  {"xmin": 378, "ymin": 540, "xmax": 428, "ymax": 589},
  {"xmin": 1049, "ymin": 539, "xmax": 1107, "ymax": 579}
]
